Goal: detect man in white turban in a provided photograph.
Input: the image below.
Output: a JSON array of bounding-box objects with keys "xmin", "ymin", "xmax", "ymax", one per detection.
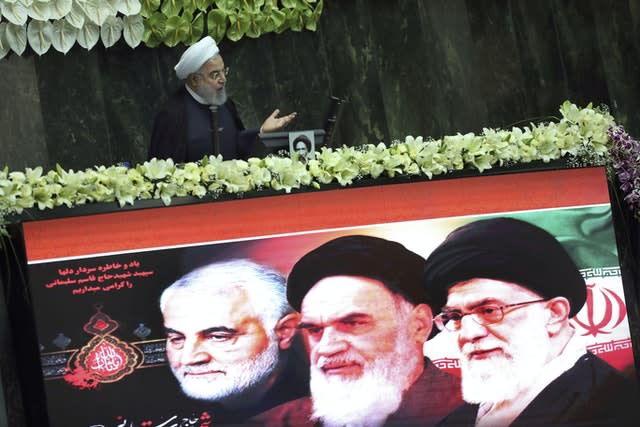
[{"xmin": 148, "ymin": 36, "xmax": 296, "ymax": 162}]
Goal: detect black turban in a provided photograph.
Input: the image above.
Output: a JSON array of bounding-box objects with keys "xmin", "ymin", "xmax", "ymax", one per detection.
[
  {"xmin": 422, "ymin": 217, "xmax": 586, "ymax": 317},
  {"xmin": 287, "ymin": 235, "xmax": 431, "ymax": 312}
]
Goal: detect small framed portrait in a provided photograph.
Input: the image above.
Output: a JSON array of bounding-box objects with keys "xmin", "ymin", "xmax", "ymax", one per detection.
[{"xmin": 289, "ymin": 131, "xmax": 316, "ymax": 163}]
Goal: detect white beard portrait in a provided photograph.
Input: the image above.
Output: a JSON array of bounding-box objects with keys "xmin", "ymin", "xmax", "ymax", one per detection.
[
  {"xmin": 198, "ymin": 84, "xmax": 228, "ymax": 106},
  {"xmin": 309, "ymin": 326, "xmax": 419, "ymax": 427},
  {"xmin": 172, "ymin": 333, "xmax": 280, "ymax": 402},
  {"xmin": 459, "ymin": 307, "xmax": 552, "ymax": 404}
]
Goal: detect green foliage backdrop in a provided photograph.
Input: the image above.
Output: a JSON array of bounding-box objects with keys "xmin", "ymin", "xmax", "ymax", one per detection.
[{"xmin": 0, "ymin": 0, "xmax": 322, "ymax": 58}]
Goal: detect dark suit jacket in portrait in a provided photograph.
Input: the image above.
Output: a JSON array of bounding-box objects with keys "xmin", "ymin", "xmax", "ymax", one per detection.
[
  {"xmin": 438, "ymin": 352, "xmax": 639, "ymax": 427},
  {"xmin": 253, "ymin": 358, "xmax": 463, "ymax": 427},
  {"xmin": 148, "ymin": 86, "xmax": 258, "ymax": 162}
]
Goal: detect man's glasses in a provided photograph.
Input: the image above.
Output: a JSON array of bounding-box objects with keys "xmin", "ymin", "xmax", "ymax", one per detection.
[
  {"xmin": 207, "ymin": 67, "xmax": 229, "ymax": 80},
  {"xmin": 433, "ymin": 299, "xmax": 547, "ymax": 332}
]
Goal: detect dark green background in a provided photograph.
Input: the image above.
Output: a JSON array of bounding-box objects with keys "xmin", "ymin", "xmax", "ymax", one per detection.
[{"xmin": 1, "ymin": 0, "xmax": 639, "ymax": 170}]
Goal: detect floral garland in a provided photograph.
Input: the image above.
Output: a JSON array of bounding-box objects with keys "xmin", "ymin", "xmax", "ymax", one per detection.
[
  {"xmin": 608, "ymin": 126, "xmax": 640, "ymax": 220},
  {"xmin": 0, "ymin": 101, "xmax": 622, "ymax": 236}
]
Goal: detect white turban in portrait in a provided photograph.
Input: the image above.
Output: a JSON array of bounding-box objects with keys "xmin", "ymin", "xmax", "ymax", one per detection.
[{"xmin": 174, "ymin": 36, "xmax": 220, "ymax": 80}]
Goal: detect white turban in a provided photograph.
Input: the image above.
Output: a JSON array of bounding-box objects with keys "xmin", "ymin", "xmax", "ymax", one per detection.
[{"xmin": 174, "ymin": 36, "xmax": 220, "ymax": 80}]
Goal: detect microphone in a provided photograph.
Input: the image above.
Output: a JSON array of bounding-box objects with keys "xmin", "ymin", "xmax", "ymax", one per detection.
[{"xmin": 324, "ymin": 95, "xmax": 344, "ymax": 148}]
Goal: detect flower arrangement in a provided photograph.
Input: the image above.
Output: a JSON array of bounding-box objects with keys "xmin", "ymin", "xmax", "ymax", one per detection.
[
  {"xmin": 608, "ymin": 126, "xmax": 640, "ymax": 220},
  {"xmin": 0, "ymin": 101, "xmax": 623, "ymax": 236}
]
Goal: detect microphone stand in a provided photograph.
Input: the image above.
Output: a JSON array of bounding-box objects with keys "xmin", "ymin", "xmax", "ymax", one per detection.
[
  {"xmin": 209, "ymin": 105, "xmax": 220, "ymax": 156},
  {"xmin": 324, "ymin": 96, "xmax": 343, "ymax": 149}
]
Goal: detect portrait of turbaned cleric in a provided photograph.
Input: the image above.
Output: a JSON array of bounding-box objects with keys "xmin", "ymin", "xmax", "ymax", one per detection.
[
  {"xmin": 254, "ymin": 235, "xmax": 462, "ymax": 427},
  {"xmin": 423, "ymin": 218, "xmax": 640, "ymax": 427},
  {"xmin": 290, "ymin": 135, "xmax": 314, "ymax": 164}
]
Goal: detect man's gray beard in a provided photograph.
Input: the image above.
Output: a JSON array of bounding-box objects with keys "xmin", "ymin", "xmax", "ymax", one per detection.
[
  {"xmin": 309, "ymin": 329, "xmax": 420, "ymax": 427},
  {"xmin": 459, "ymin": 312, "xmax": 552, "ymax": 404},
  {"xmin": 199, "ymin": 86, "xmax": 228, "ymax": 106},
  {"xmin": 172, "ymin": 334, "xmax": 280, "ymax": 403}
]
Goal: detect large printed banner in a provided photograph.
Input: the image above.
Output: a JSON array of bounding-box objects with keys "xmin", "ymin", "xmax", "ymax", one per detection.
[{"xmin": 21, "ymin": 167, "xmax": 638, "ymax": 426}]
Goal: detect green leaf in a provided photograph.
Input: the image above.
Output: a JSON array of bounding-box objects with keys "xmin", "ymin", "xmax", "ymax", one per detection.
[
  {"xmin": 226, "ymin": 11, "xmax": 249, "ymax": 41},
  {"xmin": 160, "ymin": 0, "xmax": 183, "ymax": 17},
  {"xmin": 117, "ymin": 0, "xmax": 142, "ymax": 15},
  {"xmin": 180, "ymin": 8, "xmax": 192, "ymax": 21},
  {"xmin": 183, "ymin": 11, "xmax": 204, "ymax": 45},
  {"xmin": 245, "ymin": 0, "xmax": 265, "ymax": 13},
  {"xmin": 182, "ymin": 1, "xmax": 196, "ymax": 16},
  {"xmin": 284, "ymin": 8, "xmax": 305, "ymax": 32},
  {"xmin": 305, "ymin": 0, "xmax": 322, "ymax": 31},
  {"xmin": 140, "ymin": 0, "xmax": 161, "ymax": 18},
  {"xmin": 123, "ymin": 14, "xmax": 144, "ymax": 47},
  {"xmin": 193, "ymin": 0, "xmax": 211, "ymax": 11},
  {"xmin": 65, "ymin": 2, "xmax": 86, "ymax": 29},
  {"xmin": 142, "ymin": 26, "xmax": 162, "ymax": 47},
  {"xmin": 50, "ymin": 0, "xmax": 73, "ymax": 20},
  {"xmin": 214, "ymin": 0, "xmax": 238, "ymax": 13},
  {"xmin": 2, "ymin": 1, "xmax": 29, "ymax": 25},
  {"xmin": 0, "ymin": 23, "xmax": 10, "ymax": 60},
  {"xmin": 144, "ymin": 10, "xmax": 167, "ymax": 38},
  {"xmin": 163, "ymin": 14, "xmax": 189, "ymax": 47},
  {"xmin": 244, "ymin": 12, "xmax": 262, "ymax": 38},
  {"xmin": 100, "ymin": 15, "xmax": 123, "ymax": 47},
  {"xmin": 51, "ymin": 17, "xmax": 77, "ymax": 53},
  {"xmin": 281, "ymin": 0, "xmax": 311, "ymax": 9},
  {"xmin": 261, "ymin": 8, "xmax": 284, "ymax": 32},
  {"xmin": 276, "ymin": 9, "xmax": 290, "ymax": 33},
  {"xmin": 76, "ymin": 20, "xmax": 99, "ymax": 49},
  {"xmin": 206, "ymin": 9, "xmax": 226, "ymax": 42},
  {"xmin": 27, "ymin": 19, "xmax": 53, "ymax": 55},
  {"xmin": 280, "ymin": 0, "xmax": 297, "ymax": 8}
]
